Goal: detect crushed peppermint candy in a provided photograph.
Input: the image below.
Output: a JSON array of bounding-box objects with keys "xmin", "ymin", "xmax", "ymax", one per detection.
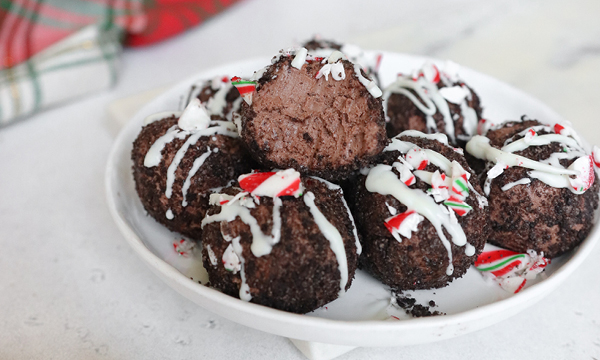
[
  {"xmin": 238, "ymin": 169, "xmax": 304, "ymax": 198},
  {"xmin": 384, "ymin": 210, "xmax": 425, "ymax": 241},
  {"xmin": 393, "ymin": 162, "xmax": 416, "ymax": 186},
  {"xmin": 418, "ymin": 62, "xmax": 440, "ymax": 83},
  {"xmin": 430, "ymin": 170, "xmax": 450, "ymax": 202},
  {"xmin": 523, "ymin": 128, "xmax": 536, "ymax": 143},
  {"xmin": 444, "ymin": 195, "xmax": 472, "ymax": 216},
  {"xmin": 222, "ymin": 244, "xmax": 241, "ymax": 273},
  {"xmin": 568, "ymin": 155, "xmax": 595, "ymax": 194},
  {"xmin": 553, "ymin": 123, "xmax": 565, "ymax": 135},
  {"xmin": 173, "ymin": 238, "xmax": 195, "ymax": 257},
  {"xmin": 231, "ymin": 76, "xmax": 257, "ymax": 105},
  {"xmin": 291, "ymin": 47, "xmax": 309, "ymax": 69},
  {"xmin": 451, "ymin": 161, "xmax": 470, "ymax": 197},
  {"xmin": 475, "ymin": 245, "xmax": 550, "ymax": 294},
  {"xmin": 405, "ymin": 147, "xmax": 429, "ymax": 170},
  {"xmin": 593, "ymin": 146, "xmax": 600, "ymax": 168}
]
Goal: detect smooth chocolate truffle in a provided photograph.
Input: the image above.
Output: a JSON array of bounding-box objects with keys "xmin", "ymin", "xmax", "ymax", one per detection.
[
  {"xmin": 132, "ymin": 115, "xmax": 254, "ymax": 240},
  {"xmin": 471, "ymin": 119, "xmax": 598, "ymax": 258},
  {"xmin": 350, "ymin": 132, "xmax": 489, "ymax": 290},
  {"xmin": 239, "ymin": 53, "xmax": 388, "ymax": 181},
  {"xmin": 201, "ymin": 175, "xmax": 359, "ymax": 313}
]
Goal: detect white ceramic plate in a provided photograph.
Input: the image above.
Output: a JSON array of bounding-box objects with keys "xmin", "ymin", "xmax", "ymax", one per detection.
[{"xmin": 105, "ymin": 51, "xmax": 600, "ymax": 347}]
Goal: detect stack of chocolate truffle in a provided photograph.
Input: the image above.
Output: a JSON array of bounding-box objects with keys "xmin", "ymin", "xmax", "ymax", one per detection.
[{"xmin": 131, "ymin": 38, "xmax": 599, "ymax": 314}]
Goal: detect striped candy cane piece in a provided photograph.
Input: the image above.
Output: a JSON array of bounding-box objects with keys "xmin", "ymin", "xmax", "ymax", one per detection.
[
  {"xmin": 405, "ymin": 147, "xmax": 429, "ymax": 170},
  {"xmin": 231, "ymin": 76, "xmax": 257, "ymax": 105},
  {"xmin": 173, "ymin": 238, "xmax": 195, "ymax": 257},
  {"xmin": 593, "ymin": 146, "xmax": 600, "ymax": 168},
  {"xmin": 238, "ymin": 169, "xmax": 303, "ymax": 198},
  {"xmin": 384, "ymin": 210, "xmax": 424, "ymax": 241},
  {"xmin": 450, "ymin": 161, "xmax": 470, "ymax": 197},
  {"xmin": 443, "ymin": 195, "xmax": 472, "ymax": 216},
  {"xmin": 568, "ymin": 155, "xmax": 595, "ymax": 194},
  {"xmin": 475, "ymin": 247, "xmax": 550, "ymax": 293}
]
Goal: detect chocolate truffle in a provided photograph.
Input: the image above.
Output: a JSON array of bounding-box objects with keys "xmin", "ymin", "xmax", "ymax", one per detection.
[
  {"xmin": 238, "ymin": 49, "xmax": 388, "ymax": 181},
  {"xmin": 201, "ymin": 170, "xmax": 360, "ymax": 313},
  {"xmin": 132, "ymin": 99, "xmax": 255, "ymax": 240},
  {"xmin": 350, "ymin": 131, "xmax": 489, "ymax": 290},
  {"xmin": 466, "ymin": 118, "xmax": 599, "ymax": 258}
]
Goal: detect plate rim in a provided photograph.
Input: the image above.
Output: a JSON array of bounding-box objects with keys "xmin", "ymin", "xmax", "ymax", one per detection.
[{"xmin": 104, "ymin": 51, "xmax": 600, "ymax": 347}]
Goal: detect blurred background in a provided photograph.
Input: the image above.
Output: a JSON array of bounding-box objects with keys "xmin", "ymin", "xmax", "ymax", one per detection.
[{"xmin": 1, "ymin": 0, "xmax": 599, "ymax": 359}]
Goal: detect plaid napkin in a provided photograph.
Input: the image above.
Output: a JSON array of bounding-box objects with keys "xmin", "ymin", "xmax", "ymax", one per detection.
[{"xmin": 0, "ymin": 0, "xmax": 240, "ymax": 126}]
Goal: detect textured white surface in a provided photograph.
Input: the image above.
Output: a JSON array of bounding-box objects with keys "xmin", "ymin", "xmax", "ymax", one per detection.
[{"xmin": 2, "ymin": 0, "xmax": 600, "ymax": 359}]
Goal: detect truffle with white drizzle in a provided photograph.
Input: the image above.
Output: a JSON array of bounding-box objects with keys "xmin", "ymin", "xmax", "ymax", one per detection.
[
  {"xmin": 235, "ymin": 48, "xmax": 388, "ymax": 181},
  {"xmin": 348, "ymin": 131, "xmax": 488, "ymax": 290},
  {"xmin": 384, "ymin": 61, "xmax": 483, "ymax": 145},
  {"xmin": 466, "ymin": 118, "xmax": 599, "ymax": 257},
  {"xmin": 201, "ymin": 169, "xmax": 359, "ymax": 314},
  {"xmin": 131, "ymin": 99, "xmax": 256, "ymax": 240}
]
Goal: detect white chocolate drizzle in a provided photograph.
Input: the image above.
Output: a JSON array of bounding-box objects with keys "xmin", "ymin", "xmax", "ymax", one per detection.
[
  {"xmin": 501, "ymin": 178, "xmax": 531, "ymax": 191},
  {"xmin": 466, "ymin": 130, "xmax": 593, "ymax": 194},
  {"xmin": 143, "ymin": 101, "xmax": 239, "ymax": 219},
  {"xmin": 303, "ymin": 191, "xmax": 348, "ymax": 296},
  {"xmin": 181, "ymin": 147, "xmax": 212, "ymax": 206},
  {"xmin": 202, "ymin": 193, "xmax": 283, "ymax": 257},
  {"xmin": 353, "ymin": 63, "xmax": 382, "ymax": 98},
  {"xmin": 383, "ymin": 62, "xmax": 480, "ymax": 142},
  {"xmin": 231, "ymin": 236, "xmax": 251, "ymax": 301},
  {"xmin": 386, "ymin": 133, "xmax": 488, "ymax": 208},
  {"xmin": 365, "ymin": 164, "xmax": 474, "ymax": 275},
  {"xmin": 310, "ymin": 176, "xmax": 362, "ymax": 255}
]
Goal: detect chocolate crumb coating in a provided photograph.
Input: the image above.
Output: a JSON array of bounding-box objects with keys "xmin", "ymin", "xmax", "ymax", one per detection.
[
  {"xmin": 386, "ymin": 82, "xmax": 482, "ymax": 146},
  {"xmin": 350, "ymin": 135, "xmax": 488, "ymax": 290},
  {"xmin": 239, "ymin": 56, "xmax": 388, "ymax": 181},
  {"xmin": 202, "ymin": 177, "xmax": 359, "ymax": 314},
  {"xmin": 481, "ymin": 120, "xmax": 599, "ymax": 258},
  {"xmin": 131, "ymin": 116, "xmax": 255, "ymax": 240}
]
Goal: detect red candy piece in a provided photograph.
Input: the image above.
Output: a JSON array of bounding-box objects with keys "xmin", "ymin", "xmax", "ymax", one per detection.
[
  {"xmin": 475, "ymin": 249, "xmax": 521, "ymax": 266},
  {"xmin": 418, "ymin": 160, "xmax": 428, "ymax": 170},
  {"xmin": 276, "ymin": 178, "xmax": 301, "ymax": 197},
  {"xmin": 384, "ymin": 210, "xmax": 416, "ymax": 233},
  {"xmin": 239, "ymin": 172, "xmax": 276, "ymax": 193},
  {"xmin": 554, "ymin": 123, "xmax": 565, "ymax": 134}
]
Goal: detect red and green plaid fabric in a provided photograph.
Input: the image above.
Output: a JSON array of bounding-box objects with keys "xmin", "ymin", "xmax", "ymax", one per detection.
[
  {"xmin": 0, "ymin": 0, "xmax": 240, "ymax": 124},
  {"xmin": 1, "ymin": 0, "xmax": 240, "ymax": 69}
]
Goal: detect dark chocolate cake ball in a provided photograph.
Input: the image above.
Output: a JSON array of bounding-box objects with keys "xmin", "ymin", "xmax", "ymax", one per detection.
[
  {"xmin": 350, "ymin": 131, "xmax": 489, "ymax": 290},
  {"xmin": 201, "ymin": 169, "xmax": 360, "ymax": 313},
  {"xmin": 236, "ymin": 49, "xmax": 388, "ymax": 181},
  {"xmin": 132, "ymin": 99, "xmax": 255, "ymax": 240},
  {"xmin": 466, "ymin": 118, "xmax": 599, "ymax": 258},
  {"xmin": 384, "ymin": 62, "xmax": 483, "ymax": 145}
]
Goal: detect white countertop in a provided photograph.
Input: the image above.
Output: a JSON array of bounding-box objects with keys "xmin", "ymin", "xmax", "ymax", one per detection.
[{"xmin": 2, "ymin": 0, "xmax": 600, "ymax": 359}]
